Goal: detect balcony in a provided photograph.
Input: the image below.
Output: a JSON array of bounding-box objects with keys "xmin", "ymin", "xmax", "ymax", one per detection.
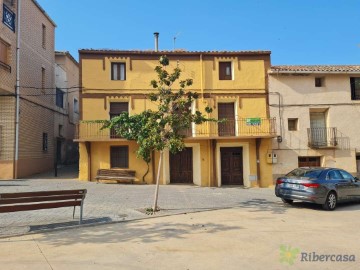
[
  {"xmin": 75, "ymin": 118, "xmax": 277, "ymax": 141},
  {"xmin": 307, "ymin": 127, "xmax": 338, "ymax": 149}
]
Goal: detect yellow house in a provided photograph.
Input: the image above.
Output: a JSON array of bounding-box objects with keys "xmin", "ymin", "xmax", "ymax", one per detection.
[{"xmin": 77, "ymin": 49, "xmax": 276, "ymax": 187}]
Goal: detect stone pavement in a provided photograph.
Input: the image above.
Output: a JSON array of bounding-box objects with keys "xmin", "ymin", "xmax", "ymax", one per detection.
[
  {"xmin": 0, "ymin": 165, "xmax": 279, "ymax": 237},
  {"xmin": 1, "ymin": 205, "xmax": 360, "ymax": 270}
]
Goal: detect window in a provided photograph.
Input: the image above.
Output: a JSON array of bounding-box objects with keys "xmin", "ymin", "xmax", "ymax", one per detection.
[
  {"xmin": 56, "ymin": 88, "xmax": 64, "ymax": 108},
  {"xmin": 42, "ymin": 133, "xmax": 48, "ymax": 152},
  {"xmin": 2, "ymin": 4, "xmax": 15, "ymax": 32},
  {"xmin": 298, "ymin": 156, "xmax": 321, "ymax": 167},
  {"xmin": 339, "ymin": 170, "xmax": 354, "ymax": 181},
  {"xmin": 327, "ymin": 170, "xmax": 343, "ymax": 180},
  {"xmin": 41, "ymin": 67, "xmax": 45, "ymax": 93},
  {"xmin": 288, "ymin": 118, "xmax": 298, "ymax": 131},
  {"xmin": 111, "ymin": 63, "xmax": 126, "ymax": 80},
  {"xmin": 74, "ymin": 98, "xmax": 79, "ymax": 113},
  {"xmin": 315, "ymin": 77, "xmax": 324, "ymax": 87},
  {"xmin": 0, "ymin": 39, "xmax": 10, "ymax": 71},
  {"xmin": 42, "ymin": 24, "xmax": 46, "ymax": 49},
  {"xmin": 219, "ymin": 62, "xmax": 232, "ymax": 80},
  {"xmin": 110, "ymin": 146, "xmax": 129, "ymax": 168},
  {"xmin": 350, "ymin": 78, "xmax": 360, "ymax": 100},
  {"xmin": 58, "ymin": 125, "xmax": 63, "ymax": 137}
]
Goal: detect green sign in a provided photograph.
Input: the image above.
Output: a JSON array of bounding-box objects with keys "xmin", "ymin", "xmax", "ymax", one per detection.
[{"xmin": 246, "ymin": 118, "xmax": 261, "ymax": 126}]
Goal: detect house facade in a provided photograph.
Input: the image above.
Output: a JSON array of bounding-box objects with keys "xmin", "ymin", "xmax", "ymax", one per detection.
[
  {"xmin": 77, "ymin": 49, "xmax": 276, "ymax": 187},
  {"xmin": 269, "ymin": 65, "xmax": 360, "ymax": 179},
  {"xmin": 55, "ymin": 51, "xmax": 80, "ymax": 165}
]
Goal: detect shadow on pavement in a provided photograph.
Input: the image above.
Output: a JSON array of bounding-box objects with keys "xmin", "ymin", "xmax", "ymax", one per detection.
[
  {"xmin": 30, "ymin": 217, "xmax": 113, "ymax": 232},
  {"xmin": 35, "ymin": 220, "xmax": 243, "ymax": 247}
]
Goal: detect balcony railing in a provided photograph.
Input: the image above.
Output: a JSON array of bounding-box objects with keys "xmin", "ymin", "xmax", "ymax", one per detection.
[
  {"xmin": 307, "ymin": 127, "xmax": 338, "ymax": 148},
  {"xmin": 75, "ymin": 118, "xmax": 277, "ymax": 141}
]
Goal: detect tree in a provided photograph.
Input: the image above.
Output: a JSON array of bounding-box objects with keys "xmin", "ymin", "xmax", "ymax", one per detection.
[{"xmin": 102, "ymin": 55, "xmax": 214, "ymax": 213}]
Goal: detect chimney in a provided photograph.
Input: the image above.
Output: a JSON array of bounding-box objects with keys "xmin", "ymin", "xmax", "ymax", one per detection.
[{"xmin": 154, "ymin": 32, "xmax": 159, "ymax": 52}]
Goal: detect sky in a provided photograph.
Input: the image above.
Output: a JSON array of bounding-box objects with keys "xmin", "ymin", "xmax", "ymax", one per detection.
[{"xmin": 37, "ymin": 0, "xmax": 360, "ymax": 65}]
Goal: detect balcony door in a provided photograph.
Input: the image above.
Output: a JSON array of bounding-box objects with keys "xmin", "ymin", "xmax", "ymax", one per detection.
[
  {"xmin": 218, "ymin": 103, "xmax": 235, "ymax": 136},
  {"xmin": 310, "ymin": 112, "xmax": 327, "ymax": 147},
  {"xmin": 110, "ymin": 102, "xmax": 128, "ymax": 138}
]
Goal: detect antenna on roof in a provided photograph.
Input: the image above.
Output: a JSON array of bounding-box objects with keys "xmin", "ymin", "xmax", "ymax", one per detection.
[{"xmin": 173, "ymin": 32, "xmax": 181, "ymax": 51}]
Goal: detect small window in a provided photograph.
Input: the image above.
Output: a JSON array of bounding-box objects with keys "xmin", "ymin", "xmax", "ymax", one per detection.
[
  {"xmin": 0, "ymin": 39, "xmax": 10, "ymax": 71},
  {"xmin": 327, "ymin": 170, "xmax": 343, "ymax": 180},
  {"xmin": 42, "ymin": 24, "xmax": 46, "ymax": 49},
  {"xmin": 56, "ymin": 88, "xmax": 64, "ymax": 108},
  {"xmin": 339, "ymin": 170, "xmax": 354, "ymax": 181},
  {"xmin": 288, "ymin": 118, "xmax": 298, "ymax": 131},
  {"xmin": 219, "ymin": 62, "xmax": 232, "ymax": 80},
  {"xmin": 350, "ymin": 78, "xmax": 360, "ymax": 100},
  {"xmin": 74, "ymin": 98, "xmax": 79, "ymax": 113},
  {"xmin": 110, "ymin": 146, "xmax": 129, "ymax": 168},
  {"xmin": 59, "ymin": 125, "xmax": 63, "ymax": 137},
  {"xmin": 41, "ymin": 67, "xmax": 46, "ymax": 93},
  {"xmin": 111, "ymin": 63, "xmax": 126, "ymax": 81},
  {"xmin": 315, "ymin": 77, "xmax": 324, "ymax": 87},
  {"xmin": 42, "ymin": 133, "xmax": 48, "ymax": 152}
]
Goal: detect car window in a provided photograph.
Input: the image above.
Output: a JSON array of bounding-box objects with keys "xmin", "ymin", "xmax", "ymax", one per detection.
[
  {"xmin": 327, "ymin": 170, "xmax": 343, "ymax": 180},
  {"xmin": 339, "ymin": 170, "xmax": 354, "ymax": 181},
  {"xmin": 286, "ymin": 168, "xmax": 323, "ymax": 178}
]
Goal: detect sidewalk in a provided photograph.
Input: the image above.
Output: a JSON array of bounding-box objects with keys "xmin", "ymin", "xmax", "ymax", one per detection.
[
  {"xmin": 1, "ymin": 205, "xmax": 359, "ymax": 270},
  {"xmin": 0, "ymin": 166, "xmax": 278, "ymax": 237}
]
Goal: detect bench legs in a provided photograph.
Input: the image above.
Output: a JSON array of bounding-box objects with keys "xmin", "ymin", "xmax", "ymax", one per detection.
[{"xmin": 72, "ymin": 200, "xmax": 84, "ymax": 225}]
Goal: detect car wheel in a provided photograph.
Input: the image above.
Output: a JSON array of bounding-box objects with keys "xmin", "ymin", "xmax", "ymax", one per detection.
[
  {"xmin": 322, "ymin": 192, "xmax": 337, "ymax": 211},
  {"xmin": 281, "ymin": 198, "xmax": 294, "ymax": 204}
]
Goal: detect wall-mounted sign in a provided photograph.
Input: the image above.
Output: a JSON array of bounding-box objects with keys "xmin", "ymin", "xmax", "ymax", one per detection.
[
  {"xmin": 246, "ymin": 118, "xmax": 261, "ymax": 126},
  {"xmin": 3, "ymin": 4, "xmax": 15, "ymax": 32}
]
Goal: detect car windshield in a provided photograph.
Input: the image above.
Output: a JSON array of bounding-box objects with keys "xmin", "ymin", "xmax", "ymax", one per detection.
[{"xmin": 286, "ymin": 168, "xmax": 323, "ymax": 179}]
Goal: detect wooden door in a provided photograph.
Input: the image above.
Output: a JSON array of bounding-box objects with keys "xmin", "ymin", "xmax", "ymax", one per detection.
[
  {"xmin": 218, "ymin": 103, "xmax": 235, "ymax": 136},
  {"xmin": 110, "ymin": 102, "xmax": 128, "ymax": 138},
  {"xmin": 170, "ymin": 148, "xmax": 193, "ymax": 183},
  {"xmin": 220, "ymin": 147, "xmax": 243, "ymax": 185}
]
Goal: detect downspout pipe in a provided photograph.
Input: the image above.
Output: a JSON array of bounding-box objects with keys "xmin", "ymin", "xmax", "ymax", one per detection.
[{"xmin": 14, "ymin": 0, "xmax": 21, "ymax": 179}]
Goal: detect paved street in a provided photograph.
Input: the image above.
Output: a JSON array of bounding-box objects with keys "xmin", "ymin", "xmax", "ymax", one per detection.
[
  {"xmin": 1, "ymin": 203, "xmax": 360, "ymax": 270},
  {"xmin": 1, "ymin": 165, "xmax": 278, "ymax": 237}
]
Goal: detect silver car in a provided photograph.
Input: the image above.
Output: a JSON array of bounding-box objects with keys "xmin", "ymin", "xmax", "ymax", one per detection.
[{"xmin": 275, "ymin": 167, "xmax": 360, "ymax": 210}]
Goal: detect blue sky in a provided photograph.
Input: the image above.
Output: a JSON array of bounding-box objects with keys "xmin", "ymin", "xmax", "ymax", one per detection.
[{"xmin": 37, "ymin": 0, "xmax": 360, "ymax": 65}]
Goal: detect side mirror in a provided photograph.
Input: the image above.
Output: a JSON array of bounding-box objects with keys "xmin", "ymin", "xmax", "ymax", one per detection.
[{"xmin": 354, "ymin": 177, "xmax": 359, "ymax": 182}]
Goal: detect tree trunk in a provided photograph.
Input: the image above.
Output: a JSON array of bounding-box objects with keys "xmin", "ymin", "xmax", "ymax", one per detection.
[{"xmin": 152, "ymin": 151, "xmax": 163, "ymax": 213}]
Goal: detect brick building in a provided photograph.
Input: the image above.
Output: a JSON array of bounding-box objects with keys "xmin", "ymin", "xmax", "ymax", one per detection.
[{"xmin": 0, "ymin": 0, "xmax": 77, "ymax": 179}]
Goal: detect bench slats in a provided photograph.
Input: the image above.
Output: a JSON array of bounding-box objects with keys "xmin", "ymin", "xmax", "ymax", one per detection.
[
  {"xmin": 0, "ymin": 201, "xmax": 82, "ymax": 213},
  {"xmin": 0, "ymin": 189, "xmax": 86, "ymax": 199},
  {"xmin": 0, "ymin": 195, "xmax": 84, "ymax": 205}
]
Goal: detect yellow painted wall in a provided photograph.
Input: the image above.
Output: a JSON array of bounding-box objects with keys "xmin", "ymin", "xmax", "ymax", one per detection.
[{"xmin": 79, "ymin": 52, "xmax": 271, "ymax": 186}]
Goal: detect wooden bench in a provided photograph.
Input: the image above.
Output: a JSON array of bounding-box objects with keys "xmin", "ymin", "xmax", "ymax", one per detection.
[
  {"xmin": 0, "ymin": 189, "xmax": 87, "ymax": 225},
  {"xmin": 95, "ymin": 169, "xmax": 137, "ymax": 184}
]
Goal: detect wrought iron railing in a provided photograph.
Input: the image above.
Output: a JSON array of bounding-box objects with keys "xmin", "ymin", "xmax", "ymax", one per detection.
[
  {"xmin": 307, "ymin": 127, "xmax": 338, "ymax": 148},
  {"xmin": 75, "ymin": 118, "xmax": 277, "ymax": 140}
]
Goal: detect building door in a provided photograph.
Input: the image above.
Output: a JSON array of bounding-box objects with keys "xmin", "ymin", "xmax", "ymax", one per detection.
[
  {"xmin": 218, "ymin": 103, "xmax": 235, "ymax": 136},
  {"xmin": 310, "ymin": 112, "xmax": 327, "ymax": 147},
  {"xmin": 356, "ymin": 155, "xmax": 360, "ymax": 175},
  {"xmin": 110, "ymin": 102, "xmax": 128, "ymax": 138},
  {"xmin": 220, "ymin": 147, "xmax": 243, "ymax": 185},
  {"xmin": 170, "ymin": 147, "xmax": 193, "ymax": 183},
  {"xmin": 298, "ymin": 156, "xmax": 321, "ymax": 167}
]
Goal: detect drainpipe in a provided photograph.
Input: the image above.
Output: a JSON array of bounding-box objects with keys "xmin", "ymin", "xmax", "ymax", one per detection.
[{"xmin": 14, "ymin": 0, "xmax": 21, "ymax": 179}]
